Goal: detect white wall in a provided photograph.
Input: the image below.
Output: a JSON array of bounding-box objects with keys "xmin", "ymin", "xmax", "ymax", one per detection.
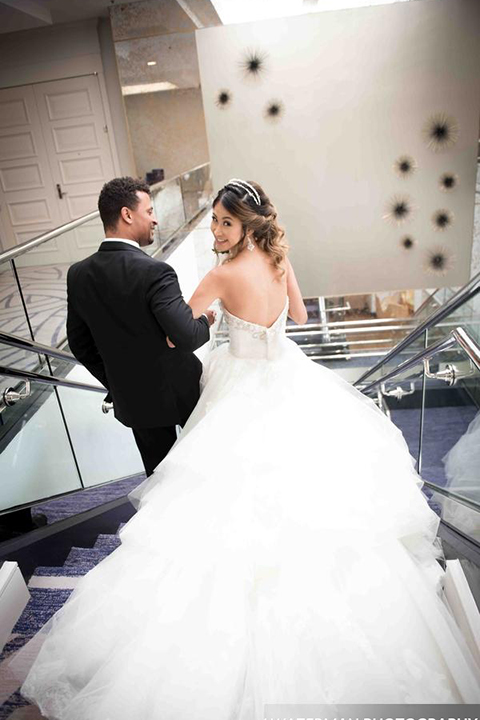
[
  {"xmin": 196, "ymin": 0, "xmax": 480, "ymax": 297},
  {"xmin": 0, "ymin": 18, "xmax": 135, "ymax": 178}
]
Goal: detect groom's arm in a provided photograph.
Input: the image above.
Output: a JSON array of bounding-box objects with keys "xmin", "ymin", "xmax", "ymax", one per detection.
[
  {"xmin": 67, "ymin": 301, "xmax": 109, "ymax": 390},
  {"xmin": 66, "ymin": 266, "xmax": 109, "ymax": 389},
  {"xmin": 147, "ymin": 263, "xmax": 210, "ymax": 352}
]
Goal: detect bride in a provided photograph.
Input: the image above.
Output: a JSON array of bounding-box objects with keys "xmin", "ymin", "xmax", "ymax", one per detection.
[{"xmin": 17, "ymin": 179, "xmax": 480, "ymax": 716}]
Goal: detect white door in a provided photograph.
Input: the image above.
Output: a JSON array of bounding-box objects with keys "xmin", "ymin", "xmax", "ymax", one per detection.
[
  {"xmin": 33, "ymin": 75, "xmax": 115, "ymax": 262},
  {"xmin": 0, "ymin": 84, "xmax": 67, "ymax": 264},
  {"xmin": 0, "ymin": 76, "xmax": 117, "ymax": 267}
]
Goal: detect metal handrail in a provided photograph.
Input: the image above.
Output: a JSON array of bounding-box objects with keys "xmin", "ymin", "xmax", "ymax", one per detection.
[
  {"xmin": 0, "ymin": 162, "xmax": 211, "ymax": 266},
  {"xmin": 0, "ymin": 331, "xmax": 77, "ymax": 364},
  {"xmin": 354, "ymin": 273, "xmax": 480, "ymax": 386},
  {"xmin": 0, "ymin": 364, "xmax": 105, "ymax": 393},
  {"xmin": 0, "ymin": 211, "xmax": 100, "ymax": 264},
  {"xmin": 360, "ymin": 325, "xmax": 480, "ymax": 395}
]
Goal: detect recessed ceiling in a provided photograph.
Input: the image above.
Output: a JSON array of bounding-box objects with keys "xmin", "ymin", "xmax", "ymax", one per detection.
[
  {"xmin": 211, "ymin": 0, "xmax": 414, "ymax": 25},
  {"xmin": 0, "ymin": 0, "xmax": 221, "ymax": 35}
]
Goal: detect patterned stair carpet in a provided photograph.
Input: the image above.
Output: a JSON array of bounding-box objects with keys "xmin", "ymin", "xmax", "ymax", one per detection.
[
  {"xmin": 0, "ymin": 524, "xmax": 125, "ymax": 718},
  {"xmin": 31, "ymin": 473, "xmax": 146, "ymax": 526}
]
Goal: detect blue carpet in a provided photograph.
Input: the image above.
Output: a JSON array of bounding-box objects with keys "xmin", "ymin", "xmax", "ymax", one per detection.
[
  {"xmin": 31, "ymin": 473, "xmax": 146, "ymax": 525},
  {"xmin": 0, "ymin": 523, "xmax": 127, "ymax": 717},
  {"xmin": 390, "ymin": 405, "xmax": 478, "ymax": 486}
]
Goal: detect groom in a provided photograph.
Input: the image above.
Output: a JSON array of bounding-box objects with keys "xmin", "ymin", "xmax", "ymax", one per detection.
[{"xmin": 66, "ymin": 176, "xmax": 214, "ymax": 476}]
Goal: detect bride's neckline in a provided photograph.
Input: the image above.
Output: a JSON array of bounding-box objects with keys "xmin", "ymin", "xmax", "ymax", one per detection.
[{"xmin": 221, "ymin": 297, "xmax": 289, "ymax": 331}]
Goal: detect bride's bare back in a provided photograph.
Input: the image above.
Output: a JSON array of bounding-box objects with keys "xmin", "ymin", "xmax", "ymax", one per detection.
[{"xmin": 189, "ymin": 248, "xmax": 307, "ymax": 327}]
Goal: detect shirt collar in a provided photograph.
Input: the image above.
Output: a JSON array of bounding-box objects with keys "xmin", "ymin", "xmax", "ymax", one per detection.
[{"xmin": 102, "ymin": 238, "xmax": 140, "ymax": 248}]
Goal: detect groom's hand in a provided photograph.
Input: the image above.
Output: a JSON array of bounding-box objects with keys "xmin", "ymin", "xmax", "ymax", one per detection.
[{"xmin": 204, "ymin": 309, "xmax": 216, "ymax": 326}]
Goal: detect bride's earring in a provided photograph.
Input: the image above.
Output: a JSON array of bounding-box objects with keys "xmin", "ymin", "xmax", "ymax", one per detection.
[{"xmin": 247, "ymin": 235, "xmax": 255, "ymax": 252}]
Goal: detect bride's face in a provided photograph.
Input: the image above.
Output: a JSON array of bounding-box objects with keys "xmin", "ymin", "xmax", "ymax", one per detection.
[{"xmin": 211, "ymin": 201, "xmax": 244, "ymax": 252}]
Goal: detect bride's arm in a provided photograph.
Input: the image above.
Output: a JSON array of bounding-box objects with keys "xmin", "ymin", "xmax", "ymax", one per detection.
[
  {"xmin": 166, "ymin": 268, "xmax": 222, "ymax": 346},
  {"xmin": 188, "ymin": 267, "xmax": 223, "ymax": 317},
  {"xmin": 286, "ymin": 258, "xmax": 308, "ymax": 325}
]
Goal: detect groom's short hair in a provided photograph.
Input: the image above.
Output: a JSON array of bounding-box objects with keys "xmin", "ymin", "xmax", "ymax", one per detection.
[{"xmin": 98, "ymin": 176, "xmax": 151, "ymax": 231}]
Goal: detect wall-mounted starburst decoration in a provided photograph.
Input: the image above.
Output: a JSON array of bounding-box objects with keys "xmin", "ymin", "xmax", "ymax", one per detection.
[
  {"xmin": 393, "ymin": 155, "xmax": 417, "ymax": 178},
  {"xmin": 439, "ymin": 172, "xmax": 459, "ymax": 193},
  {"xmin": 400, "ymin": 235, "xmax": 416, "ymax": 250},
  {"xmin": 383, "ymin": 195, "xmax": 414, "ymax": 225},
  {"xmin": 240, "ymin": 49, "xmax": 267, "ymax": 80},
  {"xmin": 264, "ymin": 99, "xmax": 284, "ymax": 122},
  {"xmin": 424, "ymin": 247, "xmax": 455, "ymax": 276},
  {"xmin": 215, "ymin": 89, "xmax": 232, "ymax": 109},
  {"xmin": 422, "ymin": 113, "xmax": 459, "ymax": 152},
  {"xmin": 432, "ymin": 208, "xmax": 454, "ymax": 232}
]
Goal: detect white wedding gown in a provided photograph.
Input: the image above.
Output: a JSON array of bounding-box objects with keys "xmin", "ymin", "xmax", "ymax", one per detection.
[{"xmin": 17, "ymin": 298, "xmax": 480, "ymax": 717}]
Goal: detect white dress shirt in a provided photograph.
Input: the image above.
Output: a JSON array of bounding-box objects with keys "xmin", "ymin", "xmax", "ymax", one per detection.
[{"xmin": 102, "ymin": 237, "xmax": 140, "ymax": 248}]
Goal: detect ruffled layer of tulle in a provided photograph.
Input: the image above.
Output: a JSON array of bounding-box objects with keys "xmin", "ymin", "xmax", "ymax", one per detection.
[{"xmin": 16, "ymin": 339, "xmax": 480, "ymax": 717}]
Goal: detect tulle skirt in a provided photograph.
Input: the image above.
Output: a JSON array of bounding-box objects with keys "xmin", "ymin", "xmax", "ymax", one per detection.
[{"xmin": 16, "ymin": 338, "xmax": 480, "ymax": 717}]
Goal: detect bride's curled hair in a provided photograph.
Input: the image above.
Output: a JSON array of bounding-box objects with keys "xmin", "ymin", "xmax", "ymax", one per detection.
[{"xmin": 213, "ymin": 180, "xmax": 288, "ymax": 276}]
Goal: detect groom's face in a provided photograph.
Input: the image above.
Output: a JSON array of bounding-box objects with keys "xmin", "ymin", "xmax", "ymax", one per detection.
[{"xmin": 131, "ymin": 191, "xmax": 157, "ymax": 246}]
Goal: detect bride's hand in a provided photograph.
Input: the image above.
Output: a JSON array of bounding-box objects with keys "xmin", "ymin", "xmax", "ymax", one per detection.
[{"xmin": 166, "ymin": 336, "xmax": 176, "ymax": 348}]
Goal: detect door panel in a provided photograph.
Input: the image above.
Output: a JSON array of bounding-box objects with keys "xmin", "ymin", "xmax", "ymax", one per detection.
[
  {"xmin": 0, "ymin": 85, "xmax": 63, "ymax": 261},
  {"xmin": 33, "ymin": 75, "xmax": 115, "ymax": 261}
]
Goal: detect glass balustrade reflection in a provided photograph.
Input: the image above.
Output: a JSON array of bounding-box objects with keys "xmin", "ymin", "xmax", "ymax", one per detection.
[
  {"xmin": 420, "ymin": 345, "xmax": 480, "ymax": 512},
  {"xmin": 0, "ymin": 374, "xmax": 82, "ymax": 513},
  {"xmin": 425, "ymin": 290, "xmax": 480, "ymax": 350},
  {"xmin": 55, "ymin": 364, "xmax": 144, "ymax": 488},
  {"xmin": 371, "ymin": 344, "xmax": 425, "ymax": 467},
  {"xmin": 149, "ymin": 177, "xmax": 186, "ymax": 255},
  {"xmin": 179, "ymin": 164, "xmax": 212, "ymax": 219},
  {"xmin": 9, "ymin": 219, "xmax": 105, "ymax": 349},
  {"xmin": 357, "ymin": 330, "xmax": 426, "ymax": 391},
  {"xmin": 0, "ymin": 261, "xmax": 43, "ymax": 395}
]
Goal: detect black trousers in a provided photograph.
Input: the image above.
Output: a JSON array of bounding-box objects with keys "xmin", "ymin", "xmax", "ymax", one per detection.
[{"xmin": 132, "ymin": 425, "xmax": 178, "ymax": 477}]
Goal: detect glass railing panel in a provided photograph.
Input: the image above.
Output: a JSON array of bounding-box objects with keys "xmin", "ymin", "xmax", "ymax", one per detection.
[
  {"xmin": 179, "ymin": 164, "xmax": 212, "ymax": 219},
  {"xmin": 424, "ymin": 288, "xmax": 480, "ymax": 350},
  {"xmin": 0, "ymin": 262, "xmax": 44, "ymax": 395},
  {"xmin": 54, "ymin": 363, "xmax": 144, "ymax": 488},
  {"xmin": 356, "ymin": 329, "xmax": 426, "ymax": 390},
  {"xmin": 148, "ymin": 177, "xmax": 186, "ymax": 256},
  {"xmin": 366, "ymin": 342, "xmax": 425, "ymax": 467},
  {"xmin": 10, "ymin": 221, "xmax": 105, "ymax": 349},
  {"xmin": 430, "ymin": 494, "xmax": 480, "ymax": 543},
  {"xmin": 420, "ymin": 343, "xmax": 480, "ymax": 515},
  {"xmin": 0, "ymin": 375, "xmax": 83, "ymax": 513}
]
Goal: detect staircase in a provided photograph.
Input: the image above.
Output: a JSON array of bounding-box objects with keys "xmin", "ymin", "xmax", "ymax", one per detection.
[{"xmin": 0, "ymin": 523, "xmax": 125, "ymax": 718}]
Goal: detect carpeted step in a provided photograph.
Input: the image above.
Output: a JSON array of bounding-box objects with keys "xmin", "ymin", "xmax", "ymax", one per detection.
[
  {"xmin": 30, "ymin": 564, "xmax": 89, "ymax": 578},
  {"xmin": 93, "ymin": 533, "xmax": 122, "ymax": 552},
  {"xmin": 63, "ymin": 546, "xmax": 115, "ymax": 568},
  {"xmin": 11, "ymin": 589, "xmax": 73, "ymax": 636}
]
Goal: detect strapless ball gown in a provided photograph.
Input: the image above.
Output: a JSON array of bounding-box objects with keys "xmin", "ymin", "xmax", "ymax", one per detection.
[{"xmin": 17, "ymin": 299, "xmax": 480, "ymax": 717}]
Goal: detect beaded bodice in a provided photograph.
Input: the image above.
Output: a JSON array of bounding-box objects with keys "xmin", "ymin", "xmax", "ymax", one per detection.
[{"xmin": 221, "ymin": 298, "xmax": 289, "ymax": 360}]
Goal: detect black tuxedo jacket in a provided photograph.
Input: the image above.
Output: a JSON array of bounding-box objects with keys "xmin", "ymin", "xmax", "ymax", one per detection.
[{"xmin": 66, "ymin": 241, "xmax": 210, "ymax": 429}]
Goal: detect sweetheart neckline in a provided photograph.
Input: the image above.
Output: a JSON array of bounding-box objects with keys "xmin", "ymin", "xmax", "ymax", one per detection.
[{"xmin": 221, "ymin": 297, "xmax": 289, "ymax": 331}]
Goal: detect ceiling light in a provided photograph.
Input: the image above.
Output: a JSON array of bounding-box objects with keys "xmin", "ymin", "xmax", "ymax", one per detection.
[
  {"xmin": 147, "ymin": 61, "xmax": 157, "ymax": 66},
  {"xmin": 122, "ymin": 82, "xmax": 178, "ymax": 95}
]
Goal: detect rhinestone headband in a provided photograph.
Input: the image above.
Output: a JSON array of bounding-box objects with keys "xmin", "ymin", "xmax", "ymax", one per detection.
[{"xmin": 226, "ymin": 178, "xmax": 261, "ymax": 206}]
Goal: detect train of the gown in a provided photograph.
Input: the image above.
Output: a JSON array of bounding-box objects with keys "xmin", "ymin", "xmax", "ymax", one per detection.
[{"xmin": 13, "ymin": 338, "xmax": 480, "ymax": 717}]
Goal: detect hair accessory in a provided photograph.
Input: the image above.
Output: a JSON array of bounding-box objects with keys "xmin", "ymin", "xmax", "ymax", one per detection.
[{"xmin": 226, "ymin": 178, "xmax": 261, "ymax": 206}]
